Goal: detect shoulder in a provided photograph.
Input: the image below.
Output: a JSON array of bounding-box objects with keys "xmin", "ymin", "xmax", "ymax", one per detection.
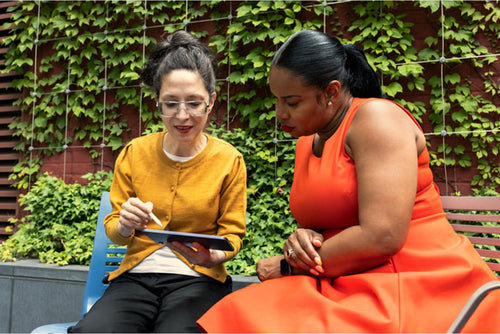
[
  {"xmin": 127, "ymin": 132, "xmax": 164, "ymax": 146},
  {"xmin": 346, "ymin": 98, "xmax": 421, "ymax": 155},
  {"xmin": 351, "ymin": 98, "xmax": 417, "ymax": 133},
  {"xmin": 117, "ymin": 132, "xmax": 163, "ymax": 158}
]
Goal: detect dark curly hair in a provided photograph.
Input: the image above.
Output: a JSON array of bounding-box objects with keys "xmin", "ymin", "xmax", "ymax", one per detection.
[{"xmin": 141, "ymin": 30, "xmax": 217, "ymax": 97}]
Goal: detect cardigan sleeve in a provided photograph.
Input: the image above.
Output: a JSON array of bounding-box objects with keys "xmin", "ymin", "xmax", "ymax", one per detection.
[{"xmin": 104, "ymin": 143, "xmax": 137, "ymax": 245}]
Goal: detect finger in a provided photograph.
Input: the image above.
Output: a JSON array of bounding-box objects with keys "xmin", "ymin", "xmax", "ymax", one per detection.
[
  {"xmin": 287, "ymin": 252, "xmax": 320, "ymax": 276},
  {"xmin": 296, "ymin": 230, "xmax": 323, "ymax": 266},
  {"xmin": 294, "ymin": 232, "xmax": 318, "ymax": 266},
  {"xmin": 122, "ymin": 198, "xmax": 150, "ymax": 223},
  {"xmin": 119, "ymin": 209, "xmax": 147, "ymax": 228}
]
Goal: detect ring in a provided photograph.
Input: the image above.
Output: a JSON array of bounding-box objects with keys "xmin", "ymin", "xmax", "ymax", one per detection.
[{"xmin": 287, "ymin": 249, "xmax": 295, "ymax": 256}]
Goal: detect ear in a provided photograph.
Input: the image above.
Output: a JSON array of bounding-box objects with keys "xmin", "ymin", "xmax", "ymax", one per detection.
[
  {"xmin": 207, "ymin": 92, "xmax": 217, "ymax": 113},
  {"xmin": 325, "ymin": 80, "xmax": 341, "ymax": 101}
]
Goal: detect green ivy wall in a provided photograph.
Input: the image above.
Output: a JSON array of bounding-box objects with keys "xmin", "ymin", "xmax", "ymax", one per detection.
[{"xmin": 0, "ymin": 1, "xmax": 499, "ymax": 272}]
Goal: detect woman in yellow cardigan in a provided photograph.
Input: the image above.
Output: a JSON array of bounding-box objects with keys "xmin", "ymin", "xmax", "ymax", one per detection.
[{"xmin": 68, "ymin": 30, "xmax": 247, "ymax": 333}]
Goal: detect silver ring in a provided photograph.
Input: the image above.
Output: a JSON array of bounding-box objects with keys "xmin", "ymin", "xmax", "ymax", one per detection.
[{"xmin": 287, "ymin": 249, "xmax": 295, "ymax": 256}]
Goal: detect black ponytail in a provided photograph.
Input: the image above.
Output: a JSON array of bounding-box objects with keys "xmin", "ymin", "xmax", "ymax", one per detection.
[
  {"xmin": 343, "ymin": 44, "xmax": 383, "ymax": 98},
  {"xmin": 272, "ymin": 30, "xmax": 382, "ymax": 98}
]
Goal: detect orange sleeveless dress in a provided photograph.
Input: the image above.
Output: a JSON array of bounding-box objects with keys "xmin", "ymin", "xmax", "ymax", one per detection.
[{"xmin": 197, "ymin": 98, "xmax": 499, "ymax": 333}]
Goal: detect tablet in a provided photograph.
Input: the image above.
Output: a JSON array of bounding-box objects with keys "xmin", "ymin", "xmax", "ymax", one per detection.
[{"xmin": 142, "ymin": 229, "xmax": 234, "ymax": 251}]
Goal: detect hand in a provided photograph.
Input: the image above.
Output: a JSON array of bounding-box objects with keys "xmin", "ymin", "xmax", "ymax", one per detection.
[
  {"xmin": 117, "ymin": 197, "xmax": 153, "ymax": 237},
  {"xmin": 256, "ymin": 255, "xmax": 283, "ymax": 282},
  {"xmin": 284, "ymin": 228, "xmax": 324, "ymax": 276},
  {"xmin": 167, "ymin": 241, "xmax": 226, "ymax": 268}
]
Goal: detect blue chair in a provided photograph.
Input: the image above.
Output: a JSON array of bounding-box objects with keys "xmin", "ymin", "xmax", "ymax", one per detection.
[{"xmin": 31, "ymin": 192, "xmax": 126, "ymax": 334}]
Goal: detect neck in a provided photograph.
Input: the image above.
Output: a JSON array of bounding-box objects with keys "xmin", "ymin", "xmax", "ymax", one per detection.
[
  {"xmin": 317, "ymin": 94, "xmax": 352, "ymax": 142},
  {"xmin": 163, "ymin": 133, "xmax": 207, "ymax": 157}
]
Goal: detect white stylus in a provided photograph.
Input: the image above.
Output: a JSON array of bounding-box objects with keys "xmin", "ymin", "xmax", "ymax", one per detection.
[{"xmin": 149, "ymin": 212, "xmax": 163, "ymax": 227}]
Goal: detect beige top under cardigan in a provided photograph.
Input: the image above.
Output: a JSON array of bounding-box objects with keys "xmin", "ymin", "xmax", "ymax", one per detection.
[{"xmin": 104, "ymin": 132, "xmax": 247, "ymax": 283}]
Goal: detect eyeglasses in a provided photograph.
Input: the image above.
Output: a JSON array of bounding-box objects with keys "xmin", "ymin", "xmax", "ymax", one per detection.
[{"xmin": 156, "ymin": 100, "xmax": 209, "ymax": 118}]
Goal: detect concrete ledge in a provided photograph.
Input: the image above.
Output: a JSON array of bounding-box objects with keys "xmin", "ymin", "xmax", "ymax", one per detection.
[{"xmin": 0, "ymin": 259, "xmax": 259, "ymax": 333}]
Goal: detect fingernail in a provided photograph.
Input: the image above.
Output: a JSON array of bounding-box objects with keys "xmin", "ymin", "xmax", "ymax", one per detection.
[
  {"xmin": 310, "ymin": 269, "xmax": 319, "ymax": 276},
  {"xmin": 316, "ymin": 265, "xmax": 324, "ymax": 273},
  {"xmin": 313, "ymin": 240, "xmax": 322, "ymax": 247},
  {"xmin": 315, "ymin": 257, "xmax": 322, "ymax": 266}
]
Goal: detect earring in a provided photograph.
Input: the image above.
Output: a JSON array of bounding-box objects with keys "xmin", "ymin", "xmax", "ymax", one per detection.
[{"xmin": 327, "ymin": 100, "xmax": 332, "ymax": 106}]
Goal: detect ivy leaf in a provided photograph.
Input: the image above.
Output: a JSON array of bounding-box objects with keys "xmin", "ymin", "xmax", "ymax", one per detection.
[
  {"xmin": 445, "ymin": 73, "xmax": 461, "ymax": 85},
  {"xmin": 383, "ymin": 82, "xmax": 403, "ymax": 97}
]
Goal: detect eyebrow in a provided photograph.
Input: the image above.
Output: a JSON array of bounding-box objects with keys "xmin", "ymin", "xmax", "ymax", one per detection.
[
  {"xmin": 280, "ymin": 94, "xmax": 301, "ymax": 99},
  {"xmin": 160, "ymin": 94, "xmax": 205, "ymax": 100}
]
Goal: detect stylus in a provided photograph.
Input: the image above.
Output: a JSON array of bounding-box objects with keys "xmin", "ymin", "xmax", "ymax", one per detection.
[{"xmin": 149, "ymin": 212, "xmax": 163, "ymax": 227}]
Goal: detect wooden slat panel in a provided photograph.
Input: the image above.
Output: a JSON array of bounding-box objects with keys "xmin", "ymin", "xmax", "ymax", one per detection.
[
  {"xmin": 0, "ymin": 167, "xmax": 14, "ymax": 173},
  {"xmin": 0, "ymin": 1, "xmax": 21, "ymax": 240},
  {"xmin": 443, "ymin": 196, "xmax": 500, "ymax": 276},
  {"xmin": 477, "ymin": 249, "xmax": 500, "ymax": 259},
  {"xmin": 446, "ymin": 212, "xmax": 500, "ymax": 223},
  {"xmin": 451, "ymin": 224, "xmax": 500, "ymax": 234},
  {"xmin": 0, "ymin": 93, "xmax": 23, "ymax": 101},
  {"xmin": 441, "ymin": 196, "xmax": 500, "ymax": 211},
  {"xmin": 0, "ymin": 141, "xmax": 18, "ymax": 148},
  {"xmin": 0, "ymin": 227, "xmax": 14, "ymax": 235},
  {"xmin": 0, "ymin": 190, "xmax": 18, "ymax": 197},
  {"xmin": 0, "ymin": 129, "xmax": 14, "ymax": 136},
  {"xmin": 0, "ymin": 178, "xmax": 15, "ymax": 185},
  {"xmin": 0, "ymin": 203, "xmax": 17, "ymax": 210},
  {"xmin": 0, "ymin": 153, "xmax": 20, "ymax": 160},
  {"xmin": 486, "ymin": 262, "xmax": 500, "ymax": 272},
  {"xmin": 0, "ymin": 2, "xmax": 18, "ymax": 9},
  {"xmin": 0, "ymin": 105, "xmax": 21, "ymax": 112},
  {"xmin": 467, "ymin": 236, "xmax": 500, "ymax": 247}
]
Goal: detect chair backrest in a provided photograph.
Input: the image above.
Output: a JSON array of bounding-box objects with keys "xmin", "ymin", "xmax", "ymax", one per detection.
[
  {"xmin": 80, "ymin": 192, "xmax": 126, "ymax": 318},
  {"xmin": 441, "ymin": 196, "xmax": 500, "ymax": 273}
]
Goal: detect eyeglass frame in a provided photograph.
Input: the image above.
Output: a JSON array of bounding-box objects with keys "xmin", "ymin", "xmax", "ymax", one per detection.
[{"xmin": 156, "ymin": 100, "xmax": 210, "ymax": 118}]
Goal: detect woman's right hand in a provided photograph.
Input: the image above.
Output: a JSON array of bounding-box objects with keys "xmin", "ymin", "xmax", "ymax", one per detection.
[
  {"xmin": 117, "ymin": 197, "xmax": 153, "ymax": 237},
  {"xmin": 284, "ymin": 228, "xmax": 324, "ymax": 276}
]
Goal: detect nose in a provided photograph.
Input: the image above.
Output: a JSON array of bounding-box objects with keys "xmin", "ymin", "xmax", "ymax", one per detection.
[
  {"xmin": 175, "ymin": 103, "xmax": 190, "ymax": 119},
  {"xmin": 275, "ymin": 102, "xmax": 289, "ymax": 120}
]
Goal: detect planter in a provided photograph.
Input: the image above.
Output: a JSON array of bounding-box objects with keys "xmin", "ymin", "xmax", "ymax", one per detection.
[{"xmin": 0, "ymin": 259, "xmax": 88, "ymax": 333}]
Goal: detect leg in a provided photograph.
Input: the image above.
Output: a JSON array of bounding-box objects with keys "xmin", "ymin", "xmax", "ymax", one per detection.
[
  {"xmin": 153, "ymin": 275, "xmax": 232, "ymax": 333},
  {"xmin": 68, "ymin": 273, "xmax": 159, "ymax": 333}
]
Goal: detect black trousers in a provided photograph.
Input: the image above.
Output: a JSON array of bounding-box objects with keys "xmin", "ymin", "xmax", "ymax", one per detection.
[{"xmin": 67, "ymin": 273, "xmax": 232, "ymax": 333}]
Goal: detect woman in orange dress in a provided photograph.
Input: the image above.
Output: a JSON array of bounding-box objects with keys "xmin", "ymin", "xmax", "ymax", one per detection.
[{"xmin": 197, "ymin": 30, "xmax": 499, "ymax": 333}]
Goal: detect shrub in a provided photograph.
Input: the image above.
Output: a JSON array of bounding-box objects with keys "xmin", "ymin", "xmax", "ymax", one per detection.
[{"xmin": 0, "ymin": 171, "xmax": 112, "ymax": 265}]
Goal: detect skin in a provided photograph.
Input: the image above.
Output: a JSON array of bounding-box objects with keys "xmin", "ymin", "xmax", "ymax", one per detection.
[
  {"xmin": 257, "ymin": 65, "xmax": 427, "ymax": 281},
  {"xmin": 117, "ymin": 69, "xmax": 225, "ymax": 268}
]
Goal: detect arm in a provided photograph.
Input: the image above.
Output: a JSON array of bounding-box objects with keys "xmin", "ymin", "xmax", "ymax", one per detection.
[
  {"xmin": 104, "ymin": 144, "xmax": 143, "ymax": 245},
  {"xmin": 285, "ymin": 100, "xmax": 424, "ymax": 277}
]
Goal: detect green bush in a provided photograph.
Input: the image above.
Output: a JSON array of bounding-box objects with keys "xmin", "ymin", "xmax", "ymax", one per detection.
[
  {"xmin": 209, "ymin": 126, "xmax": 297, "ymax": 275},
  {"xmin": 0, "ymin": 171, "xmax": 112, "ymax": 265}
]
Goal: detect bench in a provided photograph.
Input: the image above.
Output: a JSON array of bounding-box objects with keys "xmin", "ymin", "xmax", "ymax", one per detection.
[
  {"xmin": 440, "ymin": 195, "xmax": 500, "ymax": 273},
  {"xmin": 32, "ymin": 194, "xmax": 499, "ymax": 333}
]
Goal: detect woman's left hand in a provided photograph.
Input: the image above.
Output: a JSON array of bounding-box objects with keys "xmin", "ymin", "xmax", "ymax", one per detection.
[
  {"xmin": 167, "ymin": 241, "xmax": 226, "ymax": 268},
  {"xmin": 284, "ymin": 228, "xmax": 324, "ymax": 276}
]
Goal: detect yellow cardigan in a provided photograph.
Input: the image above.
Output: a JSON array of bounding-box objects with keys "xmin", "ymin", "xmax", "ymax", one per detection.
[{"xmin": 104, "ymin": 132, "xmax": 247, "ymax": 283}]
